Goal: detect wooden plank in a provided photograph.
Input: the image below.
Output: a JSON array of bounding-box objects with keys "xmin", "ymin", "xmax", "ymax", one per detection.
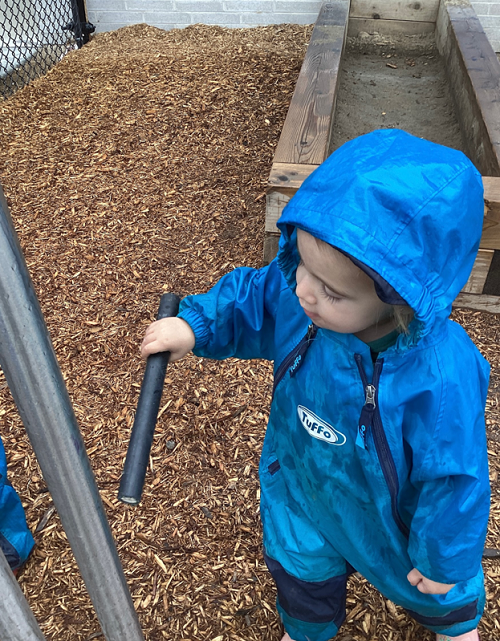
[
  {"xmin": 265, "ymin": 172, "xmax": 500, "ymax": 256},
  {"xmin": 266, "ymin": 187, "xmax": 297, "ymax": 233},
  {"xmin": 269, "ymin": 162, "xmax": 318, "ymax": 189},
  {"xmin": 266, "ymin": 172, "xmax": 500, "ymax": 239},
  {"xmin": 481, "ymin": 216, "xmax": 500, "ymax": 250},
  {"xmin": 453, "ymin": 292, "xmax": 500, "ymax": 313},
  {"xmin": 263, "ymin": 233, "xmax": 280, "ymax": 265},
  {"xmin": 482, "ymin": 176, "xmax": 500, "ymax": 250},
  {"xmin": 482, "ymin": 249, "xmax": 500, "ymax": 296},
  {"xmin": 483, "ymin": 175, "xmax": 500, "ymax": 209},
  {"xmin": 350, "ymin": 0, "xmax": 439, "ymax": 23},
  {"xmin": 435, "ymin": 1, "xmax": 500, "ymax": 176},
  {"xmin": 348, "ymin": 16, "xmax": 435, "ymax": 37},
  {"xmin": 462, "ymin": 249, "xmax": 494, "ymax": 293},
  {"xmin": 270, "ymin": 169, "xmax": 500, "ymax": 199},
  {"xmin": 273, "ymin": 1, "xmax": 349, "ymax": 166}
]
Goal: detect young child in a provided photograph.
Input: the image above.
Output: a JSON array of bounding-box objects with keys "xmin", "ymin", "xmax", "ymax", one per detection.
[{"xmin": 141, "ymin": 129, "xmax": 490, "ymax": 641}]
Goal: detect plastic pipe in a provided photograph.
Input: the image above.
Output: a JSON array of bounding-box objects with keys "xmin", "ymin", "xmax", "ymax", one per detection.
[{"xmin": 118, "ymin": 293, "xmax": 180, "ymax": 505}]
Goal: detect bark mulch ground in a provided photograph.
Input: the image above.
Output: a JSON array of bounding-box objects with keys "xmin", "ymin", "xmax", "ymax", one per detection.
[{"xmin": 0, "ymin": 23, "xmax": 499, "ymax": 641}]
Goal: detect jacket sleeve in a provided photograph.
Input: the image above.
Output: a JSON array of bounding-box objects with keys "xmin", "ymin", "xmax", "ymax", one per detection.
[
  {"xmin": 0, "ymin": 436, "xmax": 35, "ymax": 569},
  {"xmin": 405, "ymin": 348, "xmax": 490, "ymax": 585},
  {"xmin": 177, "ymin": 259, "xmax": 285, "ymax": 361}
]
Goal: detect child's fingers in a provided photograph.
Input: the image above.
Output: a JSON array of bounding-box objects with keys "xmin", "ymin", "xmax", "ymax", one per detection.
[
  {"xmin": 140, "ymin": 317, "xmax": 195, "ymax": 361},
  {"xmin": 406, "ymin": 568, "xmax": 422, "ymax": 586},
  {"xmin": 140, "ymin": 320, "xmax": 170, "ymax": 353},
  {"xmin": 142, "ymin": 319, "xmax": 164, "ymax": 341},
  {"xmin": 140, "ymin": 326, "xmax": 167, "ymax": 358},
  {"xmin": 417, "ymin": 580, "xmax": 455, "ymax": 595},
  {"xmin": 141, "ymin": 333, "xmax": 171, "ymax": 358},
  {"xmin": 407, "ymin": 568, "xmax": 455, "ymax": 595},
  {"xmin": 140, "ymin": 338, "xmax": 161, "ymax": 359}
]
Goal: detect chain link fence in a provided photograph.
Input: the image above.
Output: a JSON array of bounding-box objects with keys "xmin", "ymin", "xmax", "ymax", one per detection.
[{"xmin": 0, "ymin": 0, "xmax": 94, "ymax": 99}]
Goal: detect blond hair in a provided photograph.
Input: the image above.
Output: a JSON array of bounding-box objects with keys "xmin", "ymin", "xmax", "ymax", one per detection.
[{"xmin": 393, "ymin": 305, "xmax": 414, "ymax": 334}]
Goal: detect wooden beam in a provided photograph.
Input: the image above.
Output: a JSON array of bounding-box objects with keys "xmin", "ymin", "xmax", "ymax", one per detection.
[
  {"xmin": 273, "ymin": 1, "xmax": 349, "ymax": 166},
  {"xmin": 266, "ymin": 165, "xmax": 319, "ymax": 241},
  {"xmin": 462, "ymin": 249, "xmax": 494, "ymax": 294},
  {"xmin": 482, "ymin": 176, "xmax": 500, "ymax": 250},
  {"xmin": 263, "ymin": 233, "xmax": 280, "ymax": 266},
  {"xmin": 435, "ymin": 1, "xmax": 500, "ymax": 176},
  {"xmin": 266, "ymin": 187, "xmax": 296, "ymax": 233},
  {"xmin": 269, "ymin": 162, "xmax": 318, "ymax": 189},
  {"xmin": 347, "ymin": 17, "xmax": 435, "ymax": 37},
  {"xmin": 265, "ymin": 168, "xmax": 500, "ymax": 310},
  {"xmin": 350, "ymin": 0, "xmax": 440, "ymax": 22},
  {"xmin": 453, "ymin": 292, "xmax": 500, "ymax": 313},
  {"xmin": 266, "ymin": 170, "xmax": 500, "ymax": 253}
]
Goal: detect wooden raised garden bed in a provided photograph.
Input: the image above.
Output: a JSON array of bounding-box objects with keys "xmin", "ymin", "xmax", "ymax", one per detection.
[{"xmin": 264, "ymin": 0, "xmax": 500, "ymax": 313}]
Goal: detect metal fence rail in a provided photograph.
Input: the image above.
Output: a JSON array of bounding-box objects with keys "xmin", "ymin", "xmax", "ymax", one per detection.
[
  {"xmin": 0, "ymin": 183, "xmax": 145, "ymax": 639},
  {"xmin": 0, "ymin": 0, "xmax": 94, "ymax": 99}
]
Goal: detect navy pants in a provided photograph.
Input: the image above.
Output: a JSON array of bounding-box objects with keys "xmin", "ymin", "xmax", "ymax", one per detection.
[{"xmin": 264, "ymin": 551, "xmax": 482, "ymax": 641}]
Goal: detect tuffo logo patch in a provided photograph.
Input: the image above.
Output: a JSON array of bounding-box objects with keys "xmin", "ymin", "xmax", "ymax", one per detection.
[{"xmin": 297, "ymin": 406, "xmax": 346, "ymax": 446}]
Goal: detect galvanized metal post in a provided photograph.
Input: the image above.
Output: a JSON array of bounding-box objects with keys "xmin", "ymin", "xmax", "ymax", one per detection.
[
  {"xmin": 0, "ymin": 186, "xmax": 144, "ymax": 641},
  {"xmin": 0, "ymin": 548, "xmax": 47, "ymax": 641}
]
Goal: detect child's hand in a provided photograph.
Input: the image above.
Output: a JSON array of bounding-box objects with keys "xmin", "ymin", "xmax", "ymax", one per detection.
[
  {"xmin": 407, "ymin": 568, "xmax": 455, "ymax": 595},
  {"xmin": 141, "ymin": 317, "xmax": 195, "ymax": 362}
]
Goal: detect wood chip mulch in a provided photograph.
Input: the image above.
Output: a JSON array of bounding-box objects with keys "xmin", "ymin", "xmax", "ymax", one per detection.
[{"xmin": 0, "ymin": 22, "xmax": 499, "ymax": 641}]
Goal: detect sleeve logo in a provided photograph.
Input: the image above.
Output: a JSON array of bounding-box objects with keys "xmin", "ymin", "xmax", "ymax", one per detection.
[{"xmin": 297, "ymin": 405, "xmax": 346, "ymax": 446}]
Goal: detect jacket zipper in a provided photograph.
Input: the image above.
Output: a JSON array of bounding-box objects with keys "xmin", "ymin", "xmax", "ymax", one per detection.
[
  {"xmin": 356, "ymin": 383, "xmax": 376, "ymax": 450},
  {"xmin": 354, "ymin": 355, "xmax": 382, "ymax": 450},
  {"xmin": 272, "ymin": 324, "xmax": 317, "ymax": 397},
  {"xmin": 354, "ymin": 354, "xmax": 409, "ymax": 538}
]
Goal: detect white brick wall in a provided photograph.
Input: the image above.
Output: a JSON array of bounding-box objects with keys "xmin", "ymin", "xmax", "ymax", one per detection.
[
  {"xmin": 472, "ymin": 2, "xmax": 500, "ymax": 51},
  {"xmin": 85, "ymin": 0, "xmax": 500, "ymax": 52},
  {"xmin": 85, "ymin": 0, "xmax": 322, "ymax": 31}
]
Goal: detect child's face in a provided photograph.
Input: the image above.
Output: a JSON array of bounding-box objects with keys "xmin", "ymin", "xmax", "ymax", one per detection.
[{"xmin": 295, "ymin": 230, "xmax": 396, "ymax": 342}]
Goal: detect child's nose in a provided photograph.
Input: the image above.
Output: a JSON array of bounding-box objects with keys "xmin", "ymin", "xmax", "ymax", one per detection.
[{"xmin": 296, "ymin": 273, "xmax": 317, "ymax": 304}]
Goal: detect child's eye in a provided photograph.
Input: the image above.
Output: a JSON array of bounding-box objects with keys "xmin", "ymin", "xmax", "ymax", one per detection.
[{"xmin": 322, "ymin": 287, "xmax": 340, "ymax": 303}]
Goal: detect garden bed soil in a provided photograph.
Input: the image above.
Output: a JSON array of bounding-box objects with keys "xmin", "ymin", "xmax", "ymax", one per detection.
[
  {"xmin": 330, "ymin": 33, "xmax": 465, "ymax": 153},
  {"xmin": 0, "ymin": 23, "xmax": 498, "ymax": 641}
]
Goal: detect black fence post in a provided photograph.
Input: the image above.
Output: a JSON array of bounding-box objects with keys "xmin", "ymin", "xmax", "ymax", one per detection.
[{"xmin": 67, "ymin": 0, "xmax": 95, "ymax": 47}]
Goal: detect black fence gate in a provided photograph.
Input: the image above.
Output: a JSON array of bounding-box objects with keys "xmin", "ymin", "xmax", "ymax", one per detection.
[{"xmin": 0, "ymin": 0, "xmax": 94, "ymax": 99}]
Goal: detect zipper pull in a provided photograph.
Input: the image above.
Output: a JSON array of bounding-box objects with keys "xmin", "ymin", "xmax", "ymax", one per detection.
[
  {"xmin": 365, "ymin": 384, "xmax": 376, "ymax": 406},
  {"xmin": 356, "ymin": 384, "xmax": 376, "ymax": 450},
  {"xmin": 290, "ymin": 324, "xmax": 317, "ymax": 378}
]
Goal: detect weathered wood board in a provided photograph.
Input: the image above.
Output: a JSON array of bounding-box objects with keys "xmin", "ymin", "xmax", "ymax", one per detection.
[
  {"xmin": 265, "ymin": 0, "xmax": 500, "ymax": 312},
  {"xmin": 435, "ymin": 1, "xmax": 500, "ymax": 177},
  {"xmin": 264, "ymin": 0, "xmax": 350, "ymax": 262},
  {"xmin": 273, "ymin": 0, "xmax": 349, "ymax": 166},
  {"xmin": 347, "ymin": 18, "xmax": 436, "ymax": 37},
  {"xmin": 350, "ymin": 0, "xmax": 440, "ymax": 22}
]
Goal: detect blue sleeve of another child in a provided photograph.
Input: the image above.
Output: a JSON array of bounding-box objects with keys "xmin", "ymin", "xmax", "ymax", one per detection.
[
  {"xmin": 177, "ymin": 259, "xmax": 284, "ymax": 362},
  {"xmin": 0, "ymin": 436, "xmax": 35, "ymax": 570}
]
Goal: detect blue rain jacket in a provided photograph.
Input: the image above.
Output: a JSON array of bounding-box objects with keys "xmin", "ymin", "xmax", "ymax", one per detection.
[
  {"xmin": 178, "ymin": 130, "xmax": 490, "ymax": 629},
  {"xmin": 0, "ymin": 435, "xmax": 35, "ymax": 570}
]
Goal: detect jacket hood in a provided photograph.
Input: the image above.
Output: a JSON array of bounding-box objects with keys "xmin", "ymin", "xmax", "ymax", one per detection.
[{"xmin": 277, "ymin": 129, "xmax": 484, "ymax": 340}]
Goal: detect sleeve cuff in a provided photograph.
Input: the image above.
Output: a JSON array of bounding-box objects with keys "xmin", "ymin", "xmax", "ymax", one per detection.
[{"xmin": 177, "ymin": 307, "xmax": 211, "ymax": 349}]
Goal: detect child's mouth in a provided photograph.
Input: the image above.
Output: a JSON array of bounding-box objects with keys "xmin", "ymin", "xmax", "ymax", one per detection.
[{"xmin": 302, "ymin": 308, "xmax": 320, "ymax": 321}]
